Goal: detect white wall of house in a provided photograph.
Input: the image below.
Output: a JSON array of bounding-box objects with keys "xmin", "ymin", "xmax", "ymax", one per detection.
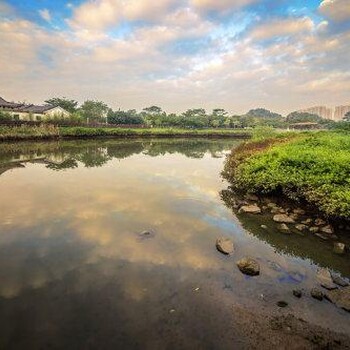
[
  {"xmin": 9, "ymin": 106, "xmax": 70, "ymax": 121},
  {"xmin": 43, "ymin": 106, "xmax": 70, "ymax": 118}
]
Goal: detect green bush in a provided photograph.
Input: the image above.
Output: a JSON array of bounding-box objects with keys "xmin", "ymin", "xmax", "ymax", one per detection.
[{"xmin": 224, "ymin": 131, "xmax": 350, "ymax": 218}]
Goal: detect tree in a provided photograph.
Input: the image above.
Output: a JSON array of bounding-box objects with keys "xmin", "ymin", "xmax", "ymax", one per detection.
[
  {"xmin": 45, "ymin": 97, "xmax": 78, "ymax": 113},
  {"xmin": 246, "ymin": 108, "xmax": 282, "ymax": 119},
  {"xmin": 142, "ymin": 106, "xmax": 163, "ymax": 115},
  {"xmin": 80, "ymin": 100, "xmax": 109, "ymax": 123},
  {"xmin": 286, "ymin": 112, "xmax": 323, "ymax": 123},
  {"xmin": 107, "ymin": 109, "xmax": 144, "ymax": 125},
  {"xmin": 343, "ymin": 111, "xmax": 350, "ymax": 122}
]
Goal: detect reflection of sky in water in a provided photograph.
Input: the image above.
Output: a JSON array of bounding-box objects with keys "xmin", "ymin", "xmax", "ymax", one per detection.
[{"xmin": 0, "ymin": 139, "xmax": 349, "ymax": 344}]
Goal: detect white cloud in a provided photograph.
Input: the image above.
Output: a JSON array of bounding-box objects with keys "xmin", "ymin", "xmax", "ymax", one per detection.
[
  {"xmin": 39, "ymin": 9, "xmax": 51, "ymax": 22},
  {"xmin": 319, "ymin": 0, "xmax": 350, "ymax": 22},
  {"xmin": 191, "ymin": 0, "xmax": 258, "ymax": 11}
]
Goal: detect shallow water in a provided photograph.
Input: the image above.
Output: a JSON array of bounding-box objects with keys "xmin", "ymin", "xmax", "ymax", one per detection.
[{"xmin": 0, "ymin": 138, "xmax": 349, "ymax": 349}]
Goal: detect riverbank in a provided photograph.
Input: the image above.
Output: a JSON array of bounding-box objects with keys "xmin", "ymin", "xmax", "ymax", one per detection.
[
  {"xmin": 0, "ymin": 125, "xmax": 251, "ymax": 141},
  {"xmin": 223, "ymin": 131, "xmax": 350, "ymax": 220}
]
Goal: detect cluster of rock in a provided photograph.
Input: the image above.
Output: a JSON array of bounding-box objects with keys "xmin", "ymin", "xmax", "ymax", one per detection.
[
  {"xmin": 236, "ymin": 194, "xmax": 348, "ymax": 255},
  {"xmin": 216, "ymin": 238, "xmax": 260, "ymax": 276}
]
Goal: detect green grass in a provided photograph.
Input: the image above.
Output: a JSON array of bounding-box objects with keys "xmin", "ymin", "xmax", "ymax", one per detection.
[
  {"xmin": 223, "ymin": 131, "xmax": 350, "ymax": 219},
  {"xmin": 59, "ymin": 127, "xmax": 251, "ymax": 138}
]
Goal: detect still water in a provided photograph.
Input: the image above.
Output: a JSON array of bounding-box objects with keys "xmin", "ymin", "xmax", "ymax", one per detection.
[{"xmin": 0, "ymin": 138, "xmax": 349, "ymax": 349}]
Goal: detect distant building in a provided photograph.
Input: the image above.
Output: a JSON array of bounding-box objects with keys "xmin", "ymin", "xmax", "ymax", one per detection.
[
  {"xmin": 298, "ymin": 105, "xmax": 350, "ymax": 121},
  {"xmin": 0, "ymin": 96, "xmax": 70, "ymax": 121}
]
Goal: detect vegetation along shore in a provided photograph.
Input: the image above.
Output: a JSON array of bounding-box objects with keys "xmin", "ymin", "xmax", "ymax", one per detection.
[{"xmin": 223, "ymin": 130, "xmax": 350, "ymax": 221}]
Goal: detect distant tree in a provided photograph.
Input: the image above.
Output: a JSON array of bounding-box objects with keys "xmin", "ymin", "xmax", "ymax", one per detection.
[
  {"xmin": 343, "ymin": 111, "xmax": 350, "ymax": 122},
  {"xmin": 142, "ymin": 106, "xmax": 163, "ymax": 115},
  {"xmin": 286, "ymin": 112, "xmax": 323, "ymax": 123},
  {"xmin": 45, "ymin": 97, "xmax": 78, "ymax": 113},
  {"xmin": 0, "ymin": 111, "xmax": 12, "ymax": 122},
  {"xmin": 246, "ymin": 108, "xmax": 282, "ymax": 118},
  {"xmin": 107, "ymin": 109, "xmax": 144, "ymax": 125},
  {"xmin": 80, "ymin": 100, "xmax": 109, "ymax": 123}
]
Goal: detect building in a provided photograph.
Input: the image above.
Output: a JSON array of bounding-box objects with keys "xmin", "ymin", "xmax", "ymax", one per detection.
[
  {"xmin": 298, "ymin": 105, "xmax": 350, "ymax": 121},
  {"xmin": 0, "ymin": 96, "xmax": 70, "ymax": 121}
]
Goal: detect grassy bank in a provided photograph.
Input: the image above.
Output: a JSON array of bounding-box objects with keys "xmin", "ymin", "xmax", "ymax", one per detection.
[
  {"xmin": 0, "ymin": 126, "xmax": 251, "ymax": 141},
  {"xmin": 223, "ymin": 131, "xmax": 350, "ymax": 219}
]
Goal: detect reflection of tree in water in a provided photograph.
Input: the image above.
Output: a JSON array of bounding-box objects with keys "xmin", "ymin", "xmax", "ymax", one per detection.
[
  {"xmin": 0, "ymin": 138, "xmax": 236, "ymax": 172},
  {"xmin": 220, "ymin": 189, "xmax": 350, "ymax": 278}
]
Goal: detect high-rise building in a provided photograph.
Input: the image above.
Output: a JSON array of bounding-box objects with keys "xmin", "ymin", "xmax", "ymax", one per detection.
[{"xmin": 297, "ymin": 105, "xmax": 350, "ymax": 121}]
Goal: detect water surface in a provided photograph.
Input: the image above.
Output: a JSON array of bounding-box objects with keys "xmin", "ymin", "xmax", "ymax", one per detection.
[{"xmin": 0, "ymin": 139, "xmax": 349, "ymax": 349}]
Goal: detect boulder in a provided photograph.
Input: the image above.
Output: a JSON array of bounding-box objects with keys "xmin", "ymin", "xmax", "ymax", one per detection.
[
  {"xmin": 311, "ymin": 288, "xmax": 324, "ymax": 301},
  {"xmin": 239, "ymin": 205, "xmax": 261, "ymax": 214},
  {"xmin": 295, "ymin": 224, "xmax": 308, "ymax": 232},
  {"xmin": 331, "ymin": 273, "xmax": 349, "ymax": 287},
  {"xmin": 301, "ymin": 218, "xmax": 313, "ymax": 225},
  {"xmin": 236, "ymin": 257, "xmax": 260, "ymax": 276},
  {"xmin": 293, "ymin": 208, "xmax": 306, "ymax": 215},
  {"xmin": 316, "ymin": 268, "xmax": 337, "ymax": 290},
  {"xmin": 216, "ymin": 238, "xmax": 234, "ymax": 255},
  {"xmin": 315, "ymin": 218, "xmax": 326, "ymax": 226},
  {"xmin": 320, "ymin": 225, "xmax": 334, "ymax": 235},
  {"xmin": 333, "ymin": 242, "xmax": 346, "ymax": 255},
  {"xmin": 267, "ymin": 202, "xmax": 277, "ymax": 208},
  {"xmin": 326, "ymin": 286, "xmax": 350, "ymax": 312},
  {"xmin": 309, "ymin": 226, "xmax": 319, "ymax": 233},
  {"xmin": 271, "ymin": 208, "xmax": 279, "ymax": 214},
  {"xmin": 273, "ymin": 214, "xmax": 295, "ymax": 223},
  {"xmin": 260, "ymin": 225, "xmax": 268, "ymax": 229},
  {"xmin": 245, "ymin": 193, "xmax": 259, "ymax": 201},
  {"xmin": 278, "ymin": 223, "xmax": 290, "ymax": 233}
]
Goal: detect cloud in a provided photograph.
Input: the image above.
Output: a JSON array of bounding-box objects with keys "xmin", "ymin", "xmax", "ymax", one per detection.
[
  {"xmin": 250, "ymin": 17, "xmax": 314, "ymax": 40},
  {"xmin": 70, "ymin": 0, "xmax": 179, "ymax": 31},
  {"xmin": 39, "ymin": 9, "xmax": 51, "ymax": 22},
  {"xmin": 319, "ymin": 0, "xmax": 350, "ymax": 22},
  {"xmin": 191, "ymin": 0, "xmax": 258, "ymax": 11}
]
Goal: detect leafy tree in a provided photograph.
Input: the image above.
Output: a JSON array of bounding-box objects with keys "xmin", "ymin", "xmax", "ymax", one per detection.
[
  {"xmin": 142, "ymin": 106, "xmax": 163, "ymax": 115},
  {"xmin": 246, "ymin": 108, "xmax": 282, "ymax": 119},
  {"xmin": 80, "ymin": 100, "xmax": 109, "ymax": 123},
  {"xmin": 343, "ymin": 111, "xmax": 350, "ymax": 122},
  {"xmin": 107, "ymin": 109, "xmax": 144, "ymax": 125},
  {"xmin": 0, "ymin": 111, "xmax": 12, "ymax": 122},
  {"xmin": 286, "ymin": 112, "xmax": 323, "ymax": 123},
  {"xmin": 45, "ymin": 97, "xmax": 78, "ymax": 113}
]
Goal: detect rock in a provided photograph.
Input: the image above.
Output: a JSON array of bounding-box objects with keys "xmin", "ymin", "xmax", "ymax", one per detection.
[
  {"xmin": 331, "ymin": 273, "xmax": 349, "ymax": 287},
  {"xmin": 293, "ymin": 289, "xmax": 302, "ymax": 298},
  {"xmin": 236, "ymin": 257, "xmax": 260, "ymax": 276},
  {"xmin": 271, "ymin": 208, "xmax": 279, "ymax": 214},
  {"xmin": 139, "ymin": 230, "xmax": 154, "ymax": 238},
  {"xmin": 316, "ymin": 268, "xmax": 337, "ymax": 290},
  {"xmin": 309, "ymin": 226, "xmax": 319, "ymax": 233},
  {"xmin": 320, "ymin": 225, "xmax": 334, "ymax": 235},
  {"xmin": 277, "ymin": 301, "xmax": 288, "ymax": 308},
  {"xmin": 295, "ymin": 224, "xmax": 308, "ymax": 232},
  {"xmin": 245, "ymin": 193, "xmax": 259, "ymax": 201},
  {"xmin": 260, "ymin": 225, "xmax": 268, "ymax": 229},
  {"xmin": 301, "ymin": 218, "xmax": 313, "ymax": 225},
  {"xmin": 273, "ymin": 214, "xmax": 295, "ymax": 223},
  {"xmin": 289, "ymin": 213, "xmax": 299, "ymax": 221},
  {"xmin": 333, "ymin": 242, "xmax": 346, "ymax": 255},
  {"xmin": 315, "ymin": 233, "xmax": 329, "ymax": 240},
  {"xmin": 293, "ymin": 208, "xmax": 306, "ymax": 215},
  {"xmin": 277, "ymin": 208, "xmax": 286, "ymax": 214},
  {"xmin": 278, "ymin": 223, "xmax": 290, "ymax": 233},
  {"xmin": 216, "ymin": 238, "xmax": 234, "ymax": 255},
  {"xmin": 326, "ymin": 286, "xmax": 350, "ymax": 312},
  {"xmin": 267, "ymin": 202, "xmax": 277, "ymax": 208},
  {"xmin": 311, "ymin": 288, "xmax": 324, "ymax": 301},
  {"xmin": 315, "ymin": 218, "xmax": 326, "ymax": 226},
  {"xmin": 239, "ymin": 205, "xmax": 261, "ymax": 214}
]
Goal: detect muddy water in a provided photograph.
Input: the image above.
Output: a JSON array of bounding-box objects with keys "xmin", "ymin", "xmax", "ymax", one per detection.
[{"xmin": 0, "ymin": 139, "xmax": 349, "ymax": 349}]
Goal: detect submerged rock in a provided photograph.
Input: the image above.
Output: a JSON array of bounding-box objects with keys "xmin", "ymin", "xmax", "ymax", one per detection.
[
  {"xmin": 216, "ymin": 238, "xmax": 234, "ymax": 255},
  {"xmin": 273, "ymin": 214, "xmax": 295, "ymax": 223},
  {"xmin": 333, "ymin": 242, "xmax": 346, "ymax": 255},
  {"xmin": 277, "ymin": 301, "xmax": 288, "ymax": 308},
  {"xmin": 326, "ymin": 287, "xmax": 350, "ymax": 312},
  {"xmin": 293, "ymin": 289, "xmax": 302, "ymax": 298},
  {"xmin": 236, "ymin": 257, "xmax": 260, "ymax": 276},
  {"xmin": 260, "ymin": 225, "xmax": 268, "ymax": 229},
  {"xmin": 309, "ymin": 226, "xmax": 319, "ymax": 233},
  {"xmin": 331, "ymin": 273, "xmax": 349, "ymax": 287},
  {"xmin": 315, "ymin": 233, "xmax": 329, "ymax": 241},
  {"xmin": 316, "ymin": 269, "xmax": 337, "ymax": 290},
  {"xmin": 239, "ymin": 205, "xmax": 261, "ymax": 214},
  {"xmin": 311, "ymin": 288, "xmax": 324, "ymax": 301}
]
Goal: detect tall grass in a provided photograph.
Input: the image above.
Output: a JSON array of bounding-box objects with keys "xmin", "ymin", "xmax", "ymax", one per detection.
[{"xmin": 0, "ymin": 125, "xmax": 59, "ymax": 141}]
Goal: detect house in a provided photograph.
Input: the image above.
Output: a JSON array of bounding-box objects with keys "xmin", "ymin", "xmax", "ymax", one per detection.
[{"xmin": 0, "ymin": 96, "xmax": 70, "ymax": 121}]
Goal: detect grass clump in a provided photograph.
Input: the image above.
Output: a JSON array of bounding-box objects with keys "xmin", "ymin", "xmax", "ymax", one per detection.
[{"xmin": 223, "ymin": 131, "xmax": 350, "ymax": 219}]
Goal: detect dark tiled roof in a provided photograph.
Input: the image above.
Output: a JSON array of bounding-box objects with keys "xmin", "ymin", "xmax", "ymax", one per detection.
[
  {"xmin": 14, "ymin": 104, "xmax": 55, "ymax": 113},
  {"xmin": 0, "ymin": 97, "xmax": 23, "ymax": 108}
]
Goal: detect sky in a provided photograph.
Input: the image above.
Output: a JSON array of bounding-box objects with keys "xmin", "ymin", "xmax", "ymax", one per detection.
[{"xmin": 0, "ymin": 0, "xmax": 349, "ymax": 115}]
